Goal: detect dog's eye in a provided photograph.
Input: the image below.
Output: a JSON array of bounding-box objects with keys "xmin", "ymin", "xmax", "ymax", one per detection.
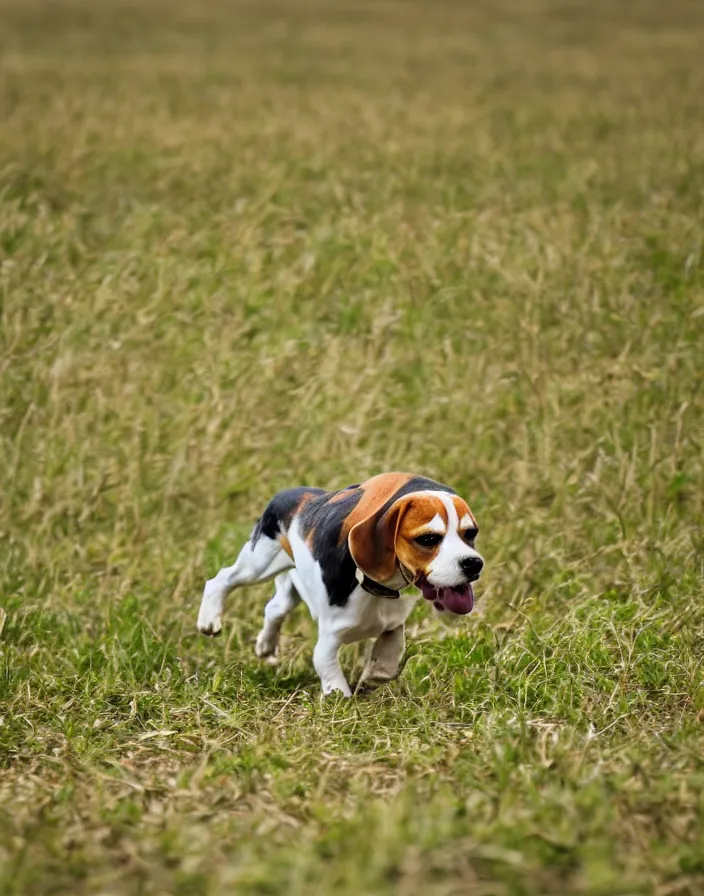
[
  {"xmin": 414, "ymin": 533, "xmax": 443, "ymax": 548},
  {"xmin": 463, "ymin": 528, "xmax": 478, "ymax": 543}
]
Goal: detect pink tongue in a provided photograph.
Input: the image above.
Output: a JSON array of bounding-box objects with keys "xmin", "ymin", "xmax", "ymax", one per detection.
[
  {"xmin": 418, "ymin": 580, "xmax": 474, "ymax": 615},
  {"xmin": 441, "ymin": 585, "xmax": 474, "ymax": 615}
]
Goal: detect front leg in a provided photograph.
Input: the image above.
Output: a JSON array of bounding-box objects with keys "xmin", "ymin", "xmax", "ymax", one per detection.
[
  {"xmin": 313, "ymin": 630, "xmax": 352, "ymax": 697},
  {"xmin": 359, "ymin": 625, "xmax": 405, "ymax": 687}
]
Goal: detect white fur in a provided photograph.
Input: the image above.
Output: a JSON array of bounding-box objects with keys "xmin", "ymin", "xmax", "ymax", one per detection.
[
  {"xmin": 426, "ymin": 493, "xmax": 484, "ymax": 588},
  {"xmin": 196, "ymin": 488, "xmax": 481, "ymax": 697},
  {"xmin": 197, "ymin": 516, "xmax": 416, "ymax": 697},
  {"xmin": 197, "ymin": 534, "xmax": 292, "ymax": 636},
  {"xmin": 290, "ymin": 518, "xmax": 416, "ymax": 695},
  {"xmin": 422, "ymin": 513, "xmax": 447, "ymax": 534},
  {"xmin": 254, "ymin": 572, "xmax": 300, "ymax": 661}
]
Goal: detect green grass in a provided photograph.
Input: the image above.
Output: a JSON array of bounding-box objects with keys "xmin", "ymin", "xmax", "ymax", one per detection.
[{"xmin": 1, "ymin": 0, "xmax": 704, "ymax": 892}]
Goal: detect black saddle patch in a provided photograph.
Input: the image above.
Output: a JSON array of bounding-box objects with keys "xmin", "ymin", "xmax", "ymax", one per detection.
[
  {"xmin": 251, "ymin": 486, "xmax": 326, "ymax": 544},
  {"xmin": 299, "ymin": 486, "xmax": 364, "ymax": 606}
]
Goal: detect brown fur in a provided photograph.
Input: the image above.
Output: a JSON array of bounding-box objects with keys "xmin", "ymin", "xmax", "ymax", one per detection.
[
  {"xmin": 293, "ymin": 491, "xmax": 320, "ymax": 517},
  {"xmin": 451, "ymin": 495, "xmax": 476, "ymax": 528},
  {"xmin": 339, "ymin": 473, "xmax": 414, "ymax": 540},
  {"xmin": 348, "ymin": 491, "xmax": 449, "ymax": 584}
]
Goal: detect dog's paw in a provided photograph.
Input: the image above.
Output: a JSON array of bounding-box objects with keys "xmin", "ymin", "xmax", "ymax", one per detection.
[
  {"xmin": 197, "ymin": 614, "xmax": 222, "ymax": 637},
  {"xmin": 197, "ymin": 582, "xmax": 225, "ymax": 636},
  {"xmin": 254, "ymin": 630, "xmax": 279, "ymax": 662},
  {"xmin": 320, "ymin": 681, "xmax": 353, "ymax": 699},
  {"xmin": 357, "ymin": 671, "xmax": 397, "ymax": 691}
]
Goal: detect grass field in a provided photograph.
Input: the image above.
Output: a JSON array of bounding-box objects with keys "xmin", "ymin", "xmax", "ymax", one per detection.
[{"xmin": 1, "ymin": 0, "xmax": 704, "ymax": 892}]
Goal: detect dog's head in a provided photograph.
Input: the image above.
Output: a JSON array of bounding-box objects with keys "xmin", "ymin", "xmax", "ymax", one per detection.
[{"xmin": 346, "ymin": 477, "xmax": 483, "ymax": 615}]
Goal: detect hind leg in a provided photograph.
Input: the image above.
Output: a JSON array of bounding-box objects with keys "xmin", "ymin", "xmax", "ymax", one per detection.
[
  {"xmin": 197, "ymin": 535, "xmax": 293, "ymax": 636},
  {"xmin": 255, "ymin": 572, "xmax": 301, "ymax": 660}
]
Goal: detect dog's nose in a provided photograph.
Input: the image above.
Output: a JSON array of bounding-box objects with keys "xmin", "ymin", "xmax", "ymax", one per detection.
[{"xmin": 459, "ymin": 556, "xmax": 484, "ymax": 578}]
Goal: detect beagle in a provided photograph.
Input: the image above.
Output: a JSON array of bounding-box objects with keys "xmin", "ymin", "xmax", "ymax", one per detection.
[{"xmin": 196, "ymin": 472, "xmax": 484, "ymax": 696}]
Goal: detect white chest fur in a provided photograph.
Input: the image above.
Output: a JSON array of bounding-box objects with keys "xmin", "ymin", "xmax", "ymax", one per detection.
[{"xmin": 288, "ymin": 519, "xmax": 417, "ymax": 636}]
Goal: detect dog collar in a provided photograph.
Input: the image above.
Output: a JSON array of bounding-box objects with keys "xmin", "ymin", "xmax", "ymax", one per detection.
[
  {"xmin": 354, "ymin": 563, "xmax": 415, "ymax": 599},
  {"xmin": 358, "ymin": 574, "xmax": 400, "ymax": 598}
]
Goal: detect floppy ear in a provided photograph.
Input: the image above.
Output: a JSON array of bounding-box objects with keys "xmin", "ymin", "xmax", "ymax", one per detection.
[{"xmin": 348, "ymin": 497, "xmax": 410, "ymax": 584}]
